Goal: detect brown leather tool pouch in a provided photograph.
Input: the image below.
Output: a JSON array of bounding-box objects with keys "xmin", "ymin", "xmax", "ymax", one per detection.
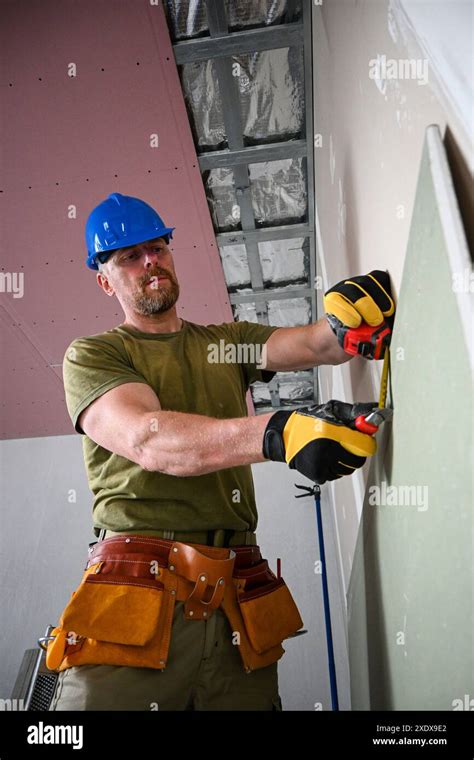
[
  {"xmin": 46, "ymin": 555, "xmax": 177, "ymax": 672},
  {"xmin": 221, "ymin": 559, "xmax": 304, "ymax": 672},
  {"xmin": 45, "ymin": 536, "xmax": 304, "ymax": 675}
]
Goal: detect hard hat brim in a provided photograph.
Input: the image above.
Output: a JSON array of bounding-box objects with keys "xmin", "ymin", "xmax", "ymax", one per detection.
[{"xmin": 87, "ymin": 227, "xmax": 175, "ymax": 270}]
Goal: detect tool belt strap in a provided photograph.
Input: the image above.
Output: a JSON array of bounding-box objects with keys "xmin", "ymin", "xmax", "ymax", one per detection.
[
  {"xmin": 88, "ymin": 536, "xmax": 243, "ymax": 620},
  {"xmin": 100, "ymin": 528, "xmax": 257, "ymax": 547}
]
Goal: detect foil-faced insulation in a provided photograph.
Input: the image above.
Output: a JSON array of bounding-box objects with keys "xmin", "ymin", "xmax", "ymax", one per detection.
[
  {"xmin": 203, "ymin": 166, "xmax": 239, "ymax": 231},
  {"xmin": 180, "ymin": 59, "xmax": 226, "ymax": 150},
  {"xmin": 249, "ymin": 158, "xmax": 307, "ymax": 227},
  {"xmin": 239, "ymin": 48, "xmax": 305, "ymax": 146},
  {"xmin": 204, "ymin": 158, "xmax": 307, "ymax": 232},
  {"xmin": 179, "ymin": 46, "xmax": 304, "ymax": 150},
  {"xmin": 220, "ymin": 238, "xmax": 308, "ymax": 290},
  {"xmin": 252, "ymin": 372, "xmax": 314, "ymax": 409},
  {"xmin": 232, "ymin": 297, "xmax": 311, "ymax": 327}
]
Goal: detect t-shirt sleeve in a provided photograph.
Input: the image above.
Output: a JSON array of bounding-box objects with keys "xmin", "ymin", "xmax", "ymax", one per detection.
[
  {"xmin": 62, "ymin": 336, "xmax": 150, "ymax": 434},
  {"xmin": 232, "ymin": 320, "xmax": 280, "ymax": 389}
]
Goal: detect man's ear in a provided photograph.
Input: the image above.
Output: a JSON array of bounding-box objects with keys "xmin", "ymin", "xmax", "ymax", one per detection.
[{"xmin": 96, "ymin": 271, "xmax": 115, "ymax": 297}]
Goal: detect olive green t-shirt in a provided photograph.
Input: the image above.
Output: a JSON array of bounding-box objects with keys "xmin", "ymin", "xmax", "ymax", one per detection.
[{"xmin": 62, "ymin": 319, "xmax": 279, "ymax": 534}]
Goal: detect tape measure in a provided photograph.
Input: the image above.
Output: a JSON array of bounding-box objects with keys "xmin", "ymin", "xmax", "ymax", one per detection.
[
  {"xmin": 378, "ymin": 345, "xmax": 390, "ymax": 408},
  {"xmin": 326, "ymin": 315, "xmax": 392, "ymax": 361},
  {"xmin": 354, "ymin": 346, "xmax": 392, "ymax": 434}
]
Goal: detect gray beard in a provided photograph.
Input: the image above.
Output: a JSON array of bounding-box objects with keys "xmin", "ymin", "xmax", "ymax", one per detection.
[{"xmin": 132, "ymin": 280, "xmax": 180, "ymax": 316}]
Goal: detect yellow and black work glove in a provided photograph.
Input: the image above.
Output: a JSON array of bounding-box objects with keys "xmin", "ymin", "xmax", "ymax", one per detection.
[
  {"xmin": 262, "ymin": 400, "xmax": 377, "ymax": 485},
  {"xmin": 324, "ymin": 270, "xmax": 395, "ymax": 359}
]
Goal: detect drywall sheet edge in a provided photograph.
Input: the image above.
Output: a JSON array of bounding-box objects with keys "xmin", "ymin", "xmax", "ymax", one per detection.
[{"xmin": 347, "ymin": 125, "xmax": 473, "ymax": 710}]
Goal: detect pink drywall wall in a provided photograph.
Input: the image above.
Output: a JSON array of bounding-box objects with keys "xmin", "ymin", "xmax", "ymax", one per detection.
[{"xmin": 1, "ymin": 0, "xmax": 234, "ymax": 440}]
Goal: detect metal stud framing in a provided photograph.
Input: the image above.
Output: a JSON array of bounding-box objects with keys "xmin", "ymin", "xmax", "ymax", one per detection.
[{"xmin": 169, "ymin": 0, "xmax": 318, "ymax": 410}]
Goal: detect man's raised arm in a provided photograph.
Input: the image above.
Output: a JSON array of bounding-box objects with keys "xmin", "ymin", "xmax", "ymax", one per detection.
[{"xmin": 261, "ymin": 316, "xmax": 351, "ymax": 372}]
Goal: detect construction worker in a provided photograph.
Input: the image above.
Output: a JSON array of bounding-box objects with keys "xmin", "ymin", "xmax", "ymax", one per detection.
[{"xmin": 47, "ymin": 192, "xmax": 395, "ymax": 711}]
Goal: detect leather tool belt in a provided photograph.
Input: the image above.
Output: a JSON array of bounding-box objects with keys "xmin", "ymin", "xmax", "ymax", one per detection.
[{"xmin": 45, "ymin": 535, "xmax": 304, "ymax": 674}]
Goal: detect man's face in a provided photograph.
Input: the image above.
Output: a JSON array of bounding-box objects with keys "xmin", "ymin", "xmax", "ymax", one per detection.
[{"xmin": 97, "ymin": 237, "xmax": 180, "ymax": 316}]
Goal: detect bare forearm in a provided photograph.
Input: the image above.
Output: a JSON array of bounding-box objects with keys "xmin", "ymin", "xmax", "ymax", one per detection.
[
  {"xmin": 264, "ymin": 316, "xmax": 351, "ymax": 371},
  {"xmin": 133, "ymin": 410, "xmax": 274, "ymax": 476}
]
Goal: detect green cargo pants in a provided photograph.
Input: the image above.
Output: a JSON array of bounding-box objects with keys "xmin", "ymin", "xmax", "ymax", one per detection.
[{"xmin": 49, "ymin": 599, "xmax": 283, "ymax": 711}]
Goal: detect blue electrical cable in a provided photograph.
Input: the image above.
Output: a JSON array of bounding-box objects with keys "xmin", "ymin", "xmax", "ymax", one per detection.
[{"xmin": 295, "ymin": 483, "xmax": 339, "ymax": 711}]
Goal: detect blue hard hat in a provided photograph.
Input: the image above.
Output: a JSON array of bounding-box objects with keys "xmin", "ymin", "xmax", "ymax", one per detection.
[{"xmin": 85, "ymin": 192, "xmax": 175, "ymax": 270}]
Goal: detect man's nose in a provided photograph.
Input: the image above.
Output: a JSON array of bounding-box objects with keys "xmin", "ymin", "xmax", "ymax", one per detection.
[{"xmin": 143, "ymin": 250, "xmax": 161, "ymax": 267}]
